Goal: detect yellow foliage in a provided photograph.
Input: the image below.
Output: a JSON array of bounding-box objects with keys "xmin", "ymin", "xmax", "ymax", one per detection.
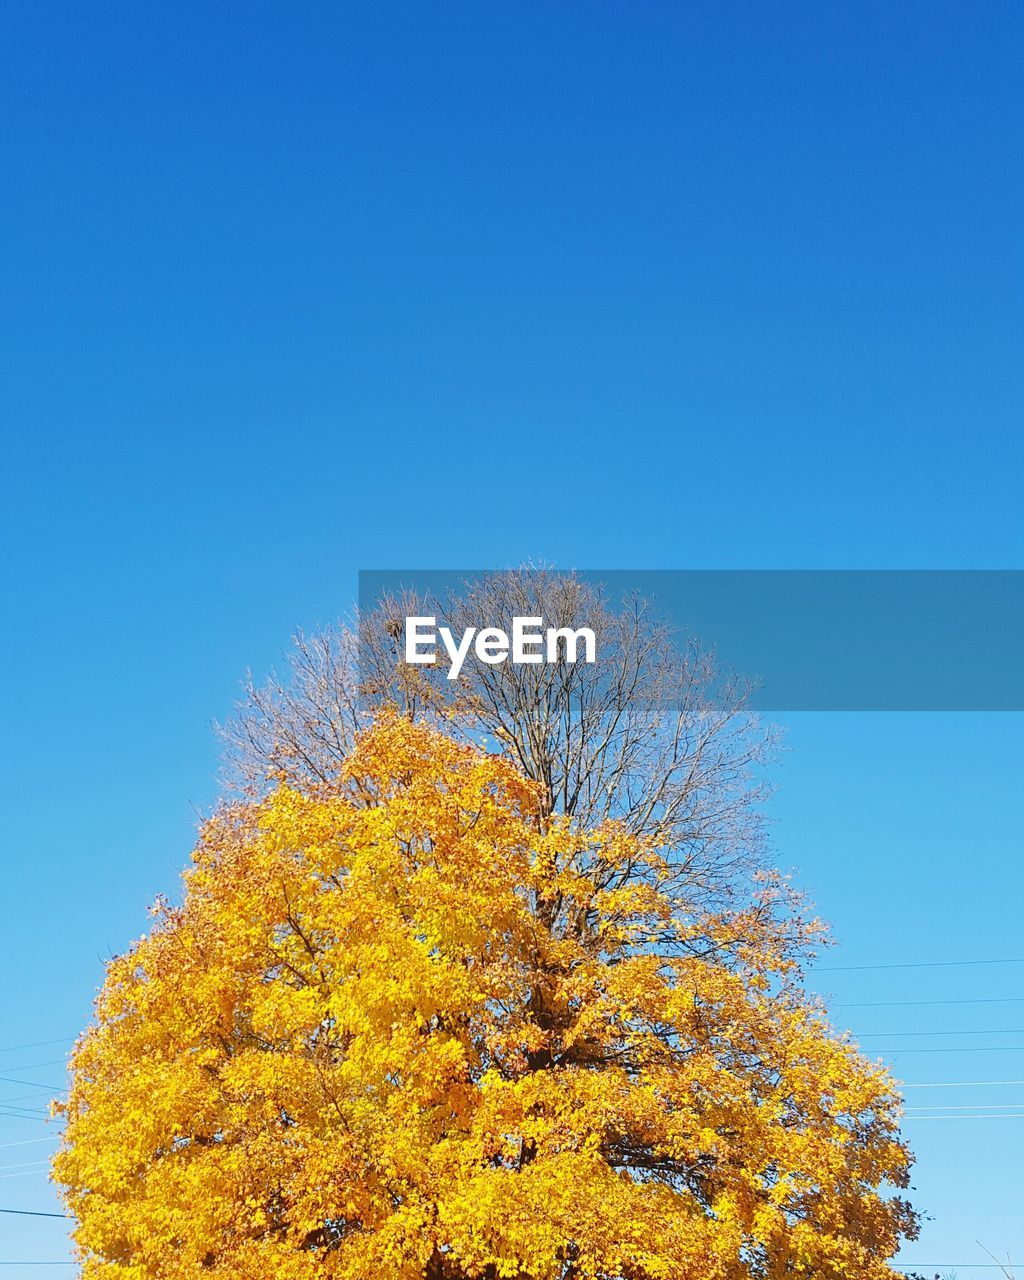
[{"xmin": 53, "ymin": 713, "xmax": 917, "ymax": 1278}]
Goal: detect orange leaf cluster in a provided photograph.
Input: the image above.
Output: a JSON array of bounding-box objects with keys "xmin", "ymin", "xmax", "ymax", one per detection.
[{"xmin": 54, "ymin": 714, "xmax": 917, "ymax": 1279}]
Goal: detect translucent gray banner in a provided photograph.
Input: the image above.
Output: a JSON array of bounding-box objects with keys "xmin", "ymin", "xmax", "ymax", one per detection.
[{"xmin": 358, "ymin": 570, "xmax": 1024, "ymax": 711}]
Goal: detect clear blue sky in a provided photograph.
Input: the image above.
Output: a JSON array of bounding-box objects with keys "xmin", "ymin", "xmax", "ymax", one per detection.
[{"xmin": 1, "ymin": 2, "xmax": 1022, "ymax": 1273}]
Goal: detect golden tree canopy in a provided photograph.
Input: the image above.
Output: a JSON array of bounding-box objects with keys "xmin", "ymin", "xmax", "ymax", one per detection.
[{"xmin": 54, "ymin": 714, "xmax": 917, "ymax": 1279}]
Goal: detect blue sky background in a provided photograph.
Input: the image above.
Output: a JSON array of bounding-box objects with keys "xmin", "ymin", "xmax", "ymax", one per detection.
[{"xmin": 2, "ymin": 2, "xmax": 1023, "ymax": 1273}]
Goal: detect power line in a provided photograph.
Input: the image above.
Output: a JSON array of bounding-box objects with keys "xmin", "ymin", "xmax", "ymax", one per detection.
[
  {"xmin": 818, "ymin": 956, "xmax": 1024, "ymax": 972},
  {"xmin": 861, "ymin": 1028, "xmax": 1024, "ymax": 1037},
  {"xmin": 873, "ymin": 1045, "xmax": 1024, "ymax": 1054},
  {"xmin": 902, "ymin": 1079, "xmax": 1024, "ymax": 1088},
  {"xmin": 903, "ymin": 1112, "xmax": 1024, "ymax": 1120},
  {"xmin": 0, "ymin": 1078, "xmax": 65, "ymax": 1093},
  {"xmin": 0, "ymin": 1061, "xmax": 68, "ymax": 1075},
  {"xmin": 836, "ymin": 996, "xmax": 1024, "ymax": 1009},
  {"xmin": 906, "ymin": 1103, "xmax": 1024, "ymax": 1110},
  {"xmin": 0, "ymin": 1208, "xmax": 67, "ymax": 1219},
  {"xmin": 0, "ymin": 1040, "xmax": 71, "ymax": 1058}
]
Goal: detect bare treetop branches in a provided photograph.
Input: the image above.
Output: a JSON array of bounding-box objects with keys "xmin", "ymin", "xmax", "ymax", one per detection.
[{"xmin": 221, "ymin": 569, "xmax": 777, "ymax": 899}]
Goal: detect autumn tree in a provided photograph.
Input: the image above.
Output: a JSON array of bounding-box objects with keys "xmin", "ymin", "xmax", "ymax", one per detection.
[
  {"xmin": 220, "ymin": 570, "xmax": 777, "ymax": 901},
  {"xmin": 55, "ymin": 714, "xmax": 918, "ymax": 1279}
]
